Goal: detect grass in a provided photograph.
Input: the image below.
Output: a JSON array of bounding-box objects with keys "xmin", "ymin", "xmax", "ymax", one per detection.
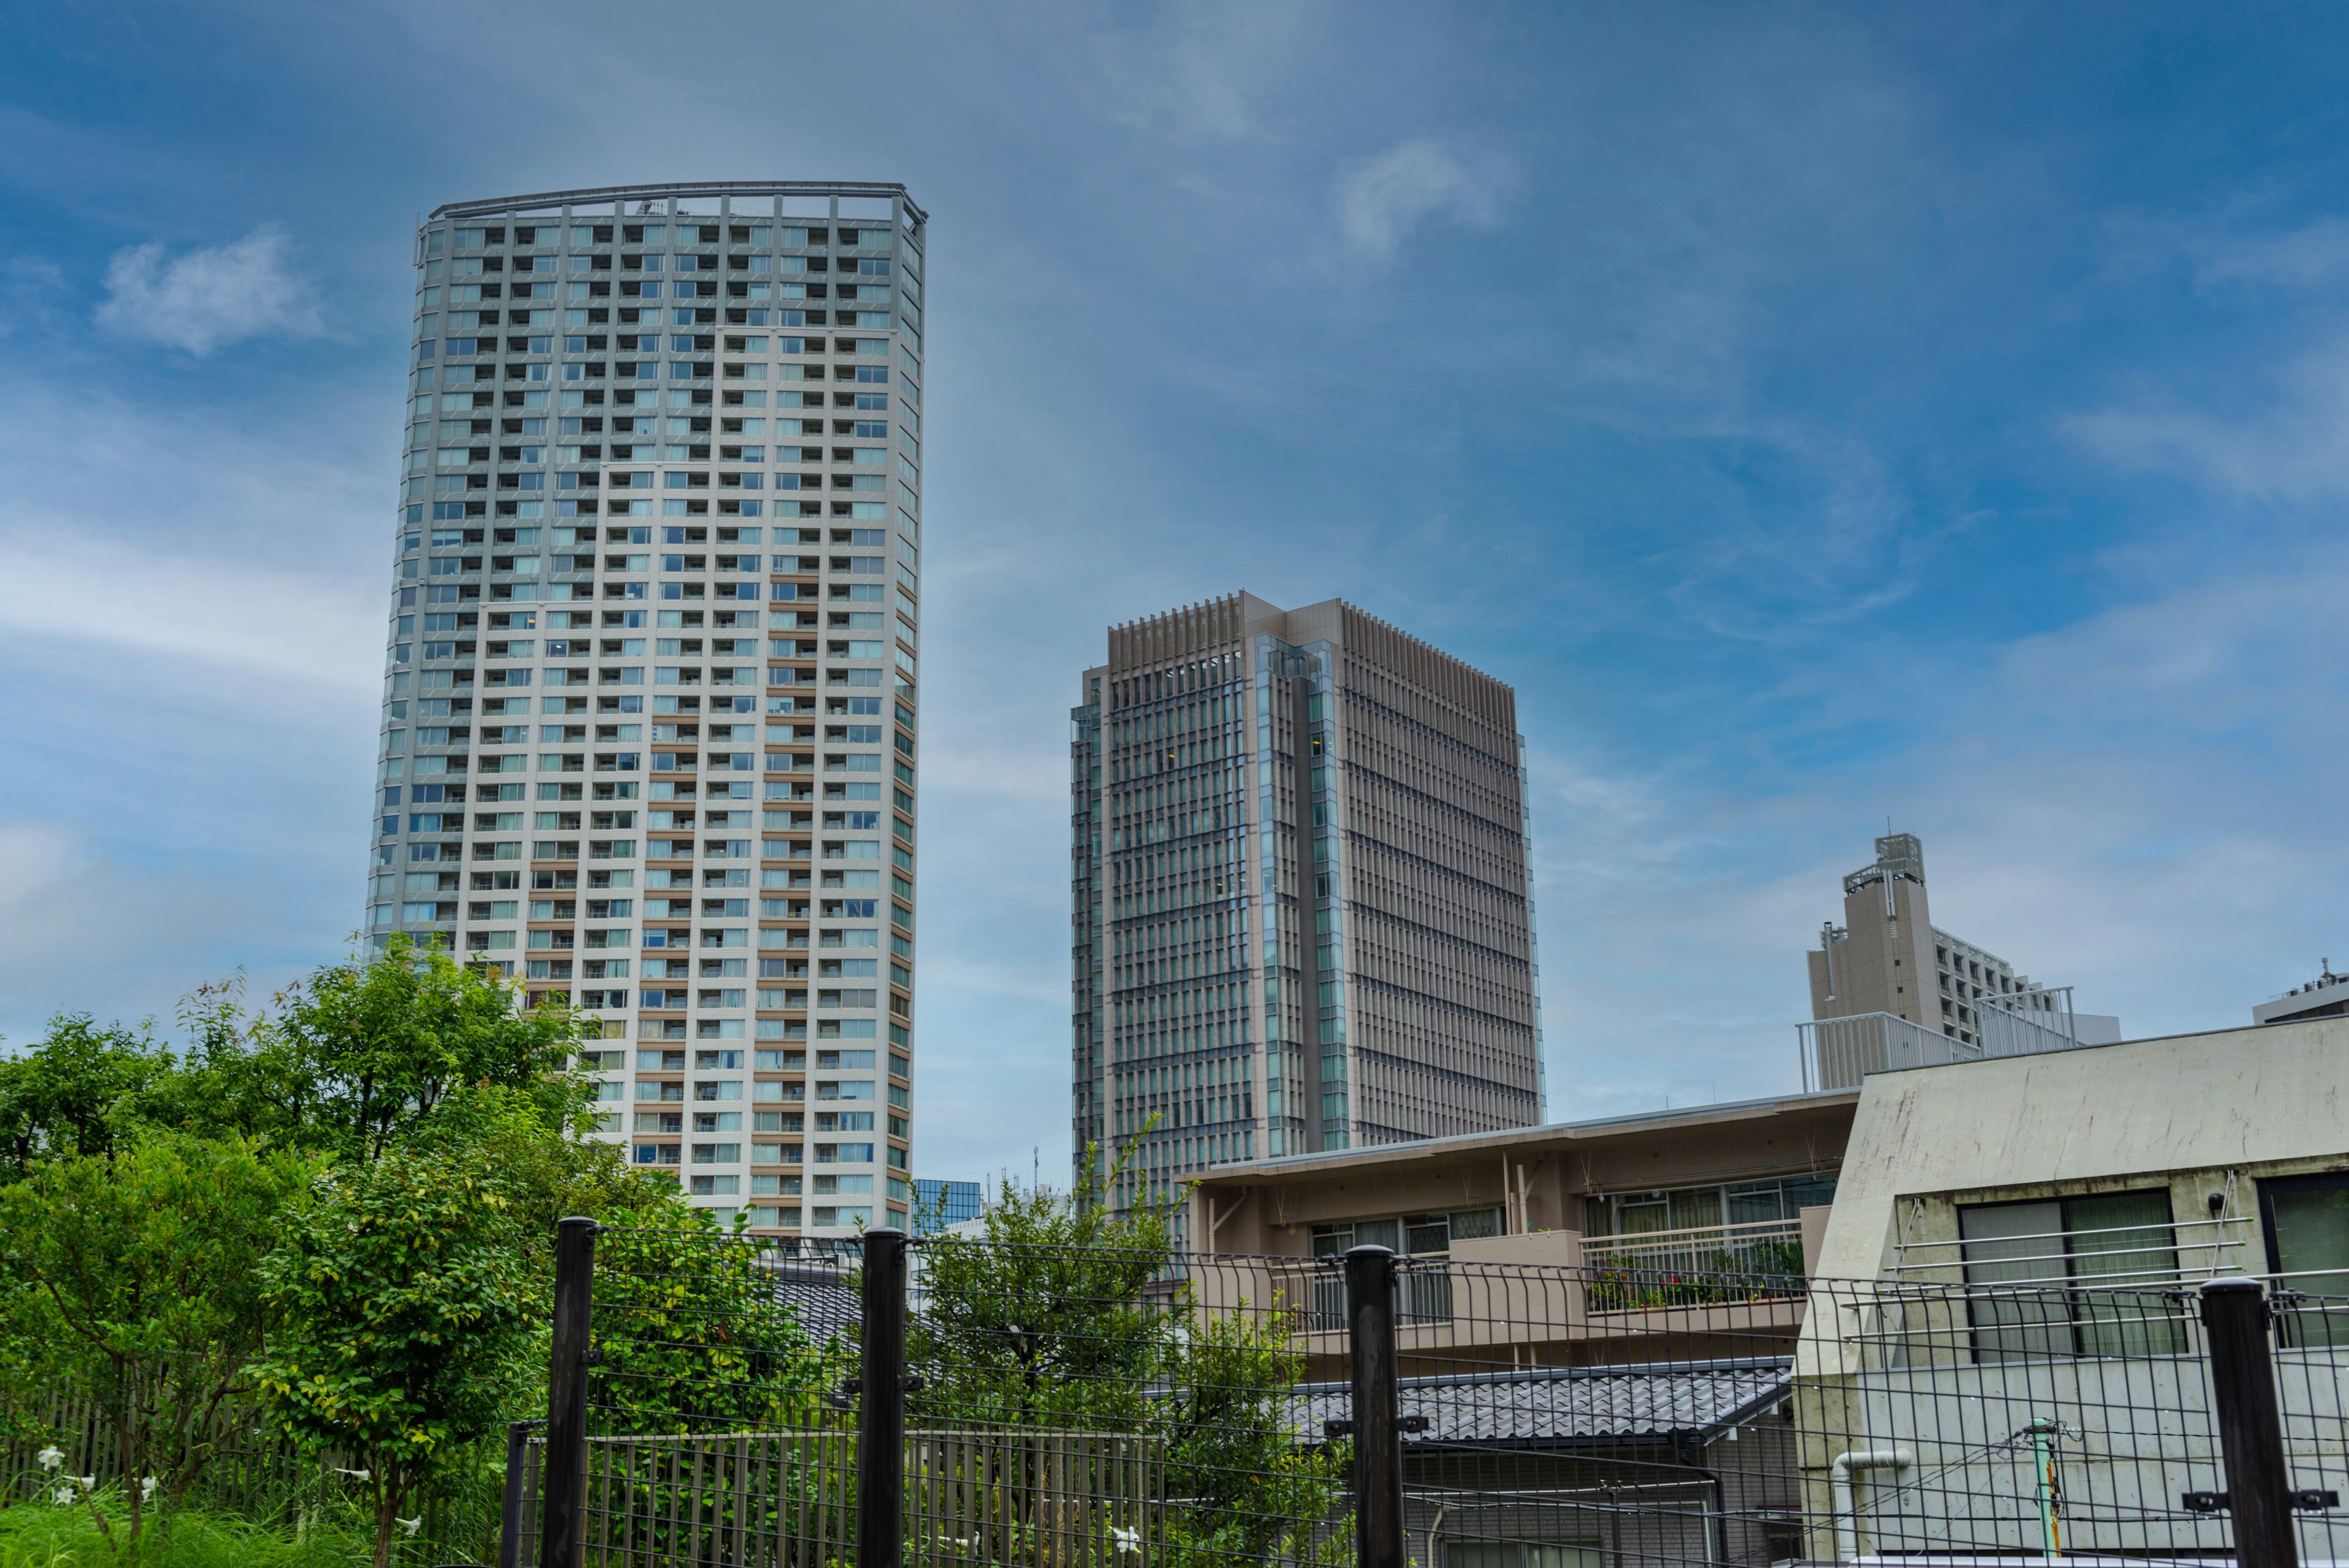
[{"xmin": 0, "ymin": 1496, "xmax": 374, "ymax": 1568}]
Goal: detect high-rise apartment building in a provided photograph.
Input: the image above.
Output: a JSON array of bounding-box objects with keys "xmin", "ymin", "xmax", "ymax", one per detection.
[
  {"xmin": 1808, "ymin": 832, "xmax": 2118, "ymax": 1048},
  {"xmin": 1071, "ymin": 593, "xmax": 1544, "ymax": 1226},
  {"xmin": 369, "ymin": 183, "xmax": 928, "ymax": 1240}
]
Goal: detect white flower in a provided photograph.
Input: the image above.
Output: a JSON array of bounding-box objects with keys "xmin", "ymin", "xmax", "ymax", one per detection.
[
  {"xmin": 334, "ymin": 1466, "xmax": 371, "ymax": 1481},
  {"xmin": 397, "ymin": 1517, "xmax": 422, "ymax": 1537},
  {"xmin": 1111, "ymin": 1526, "xmax": 1143, "ymax": 1555},
  {"xmin": 78, "ymin": 1477, "xmax": 95, "ymax": 1490},
  {"xmin": 35, "ymin": 1446, "xmax": 64, "ymax": 1471},
  {"xmin": 139, "ymin": 1477, "xmax": 158, "ymax": 1501},
  {"xmin": 54, "ymin": 1487, "xmax": 77, "ymax": 1507}
]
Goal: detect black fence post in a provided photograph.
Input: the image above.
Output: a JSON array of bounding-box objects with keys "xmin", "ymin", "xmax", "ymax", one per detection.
[
  {"xmin": 858, "ymin": 1227, "xmax": 911, "ymax": 1568},
  {"xmin": 498, "ymin": 1419, "xmax": 544, "ymax": 1568},
  {"xmin": 540, "ymin": 1216, "xmax": 598, "ymax": 1568},
  {"xmin": 1345, "ymin": 1244, "xmax": 1405, "ymax": 1568},
  {"xmin": 2201, "ymin": 1277, "xmax": 2299, "ymax": 1568}
]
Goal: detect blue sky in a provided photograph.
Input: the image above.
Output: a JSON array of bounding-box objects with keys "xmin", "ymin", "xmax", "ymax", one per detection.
[{"xmin": 4, "ymin": 2, "xmax": 2347, "ymax": 1183}]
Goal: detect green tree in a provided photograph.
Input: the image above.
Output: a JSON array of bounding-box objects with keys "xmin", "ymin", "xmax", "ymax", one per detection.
[
  {"xmin": 0, "ymin": 1131, "xmax": 319, "ymax": 1551},
  {"xmin": 0, "ymin": 1014, "xmax": 182, "ymax": 1181},
  {"xmin": 248, "ymin": 931, "xmax": 596, "ymax": 1165},
  {"xmin": 250, "ymin": 1150, "xmax": 540, "ymax": 1568},
  {"xmin": 910, "ymin": 1146, "xmax": 1346, "ymax": 1568},
  {"xmin": 591, "ymin": 1206, "xmax": 841, "ymax": 1437}
]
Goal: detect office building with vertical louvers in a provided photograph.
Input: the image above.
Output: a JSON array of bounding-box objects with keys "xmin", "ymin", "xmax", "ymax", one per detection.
[
  {"xmin": 369, "ymin": 183, "xmax": 927, "ymax": 1242},
  {"xmin": 1071, "ymin": 593, "xmax": 1543, "ymax": 1236}
]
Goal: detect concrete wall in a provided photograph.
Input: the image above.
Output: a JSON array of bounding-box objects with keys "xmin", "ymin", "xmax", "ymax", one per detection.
[{"xmin": 1814, "ymin": 1014, "xmax": 2349, "ymax": 1282}]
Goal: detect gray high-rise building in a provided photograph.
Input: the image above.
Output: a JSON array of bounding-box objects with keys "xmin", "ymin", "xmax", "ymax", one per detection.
[
  {"xmin": 1808, "ymin": 832, "xmax": 2118, "ymax": 1049},
  {"xmin": 369, "ymin": 182, "xmax": 927, "ymax": 1240},
  {"xmin": 1071, "ymin": 593, "xmax": 1544, "ymax": 1225}
]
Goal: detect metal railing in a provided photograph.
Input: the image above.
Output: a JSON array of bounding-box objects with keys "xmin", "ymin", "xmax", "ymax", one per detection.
[
  {"xmin": 1581, "ymin": 1216, "xmax": 1807, "ymax": 1287},
  {"xmin": 1800, "ymin": 1006, "xmax": 2094, "ymax": 1092},
  {"xmin": 1888, "ymin": 1212, "xmax": 2257, "ymax": 1287},
  {"xmin": 515, "ymin": 1223, "xmax": 2349, "ymax": 1568}
]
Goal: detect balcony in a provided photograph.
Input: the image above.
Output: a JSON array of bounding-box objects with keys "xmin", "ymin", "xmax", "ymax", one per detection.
[{"xmin": 1581, "ymin": 1216, "xmax": 1807, "ymax": 1310}]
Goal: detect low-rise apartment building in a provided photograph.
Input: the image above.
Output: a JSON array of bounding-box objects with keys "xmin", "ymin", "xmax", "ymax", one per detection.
[
  {"xmin": 1187, "ymin": 1089, "xmax": 1856, "ymax": 1380},
  {"xmin": 1791, "ymin": 1013, "xmax": 2349, "ymax": 1559}
]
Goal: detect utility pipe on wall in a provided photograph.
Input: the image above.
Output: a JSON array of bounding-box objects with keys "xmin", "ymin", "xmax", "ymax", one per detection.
[{"xmin": 1829, "ymin": 1448, "xmax": 1913, "ymax": 1562}]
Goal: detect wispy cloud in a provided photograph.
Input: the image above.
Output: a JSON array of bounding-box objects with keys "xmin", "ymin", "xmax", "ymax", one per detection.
[
  {"xmin": 0, "ymin": 528, "xmax": 379, "ymax": 691},
  {"xmin": 1085, "ymin": 2, "xmax": 1326, "ymax": 141},
  {"xmin": 0, "ymin": 258, "xmax": 67, "ymax": 338},
  {"xmin": 2061, "ymin": 334, "xmax": 2349, "ymax": 502},
  {"xmin": 95, "ymin": 225, "xmax": 325, "ymax": 354},
  {"xmin": 2192, "ymin": 217, "xmax": 2349, "ymax": 292},
  {"xmin": 1334, "ymin": 136, "xmax": 1504, "ymax": 256},
  {"xmin": 0, "ymin": 820, "xmax": 243, "ymax": 1044}
]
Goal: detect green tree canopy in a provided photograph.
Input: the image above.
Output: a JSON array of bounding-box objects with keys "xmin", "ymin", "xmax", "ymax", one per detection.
[
  {"xmin": 909, "ymin": 1149, "xmax": 1348, "ymax": 1568},
  {"xmin": 0, "ymin": 1014, "xmax": 181, "ymax": 1181},
  {"xmin": 176, "ymin": 935, "xmax": 597, "ymax": 1160},
  {"xmin": 0, "ymin": 1131, "xmax": 321, "ymax": 1550},
  {"xmin": 250, "ymin": 1150, "xmax": 541, "ymax": 1568}
]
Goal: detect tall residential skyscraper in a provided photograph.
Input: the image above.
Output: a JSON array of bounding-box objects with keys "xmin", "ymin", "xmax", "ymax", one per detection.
[
  {"xmin": 371, "ymin": 184, "xmax": 928, "ymax": 1241},
  {"xmin": 1071, "ymin": 593, "xmax": 1543, "ymax": 1226}
]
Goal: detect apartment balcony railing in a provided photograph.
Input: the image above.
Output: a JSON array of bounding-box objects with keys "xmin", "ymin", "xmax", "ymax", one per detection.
[
  {"xmin": 1885, "ymin": 1213, "xmax": 2255, "ymax": 1289},
  {"xmin": 1581, "ymin": 1217, "xmax": 1808, "ymax": 1310}
]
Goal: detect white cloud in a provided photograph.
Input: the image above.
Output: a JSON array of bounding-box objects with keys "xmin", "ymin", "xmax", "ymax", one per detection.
[
  {"xmin": 2193, "ymin": 217, "xmax": 2349, "ymax": 292},
  {"xmin": 0, "ymin": 527, "xmax": 379, "ymax": 692},
  {"xmin": 0, "ymin": 821, "xmax": 245, "ymax": 1044},
  {"xmin": 95, "ymin": 226, "xmax": 325, "ymax": 354},
  {"xmin": 2061, "ymin": 334, "xmax": 2349, "ymax": 502},
  {"xmin": 1085, "ymin": 2, "xmax": 1326, "ymax": 141},
  {"xmin": 1334, "ymin": 136, "xmax": 1504, "ymax": 256}
]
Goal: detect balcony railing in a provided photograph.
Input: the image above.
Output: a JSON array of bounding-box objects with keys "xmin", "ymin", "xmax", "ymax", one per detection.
[
  {"xmin": 1580, "ymin": 1217, "xmax": 1808, "ymax": 1310},
  {"xmin": 1797, "ymin": 1007, "xmax": 2092, "ymax": 1093},
  {"xmin": 1886, "ymin": 1213, "xmax": 2254, "ymax": 1288}
]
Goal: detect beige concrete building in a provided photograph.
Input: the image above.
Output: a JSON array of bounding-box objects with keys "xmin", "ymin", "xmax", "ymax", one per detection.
[
  {"xmin": 1180, "ymin": 1090, "xmax": 1853, "ymax": 1386},
  {"xmin": 1807, "ymin": 831, "xmax": 2115, "ymax": 1052},
  {"xmin": 1808, "ymin": 1012, "xmax": 2349, "ymax": 1287},
  {"xmin": 1187, "ymin": 1088, "xmax": 1853, "ymax": 1261},
  {"xmin": 1071, "ymin": 593, "xmax": 1544, "ymax": 1234}
]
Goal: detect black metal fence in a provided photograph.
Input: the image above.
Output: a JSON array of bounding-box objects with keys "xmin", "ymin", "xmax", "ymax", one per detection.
[{"xmin": 509, "ymin": 1222, "xmax": 2349, "ymax": 1568}]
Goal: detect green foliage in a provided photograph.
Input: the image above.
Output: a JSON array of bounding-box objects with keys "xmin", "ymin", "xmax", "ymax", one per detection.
[
  {"xmin": 0, "ymin": 1015, "xmax": 181, "ymax": 1181},
  {"xmin": 249, "ymin": 1152, "xmax": 540, "ymax": 1568},
  {"xmin": 592, "ymin": 1209, "xmax": 841, "ymax": 1437},
  {"xmin": 0, "ymin": 1494, "xmax": 369, "ymax": 1568},
  {"xmin": 911, "ymin": 1147, "xmax": 1348, "ymax": 1568},
  {"xmin": 0, "ymin": 938, "xmax": 820, "ymax": 1558},
  {"xmin": 178, "ymin": 936, "xmax": 597, "ymax": 1161},
  {"xmin": 0, "ymin": 1133, "xmax": 319, "ymax": 1550}
]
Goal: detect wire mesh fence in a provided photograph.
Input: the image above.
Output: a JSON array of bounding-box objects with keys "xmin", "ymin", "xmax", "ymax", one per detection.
[{"xmin": 511, "ymin": 1223, "xmax": 2349, "ymax": 1568}]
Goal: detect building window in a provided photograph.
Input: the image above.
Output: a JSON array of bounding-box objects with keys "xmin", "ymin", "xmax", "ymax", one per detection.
[
  {"xmin": 1958, "ymin": 1191, "xmax": 2185, "ymax": 1359},
  {"xmin": 1583, "ymin": 1173, "xmax": 1837, "ymax": 1238},
  {"xmin": 2258, "ymin": 1172, "xmax": 2349, "ymax": 1346}
]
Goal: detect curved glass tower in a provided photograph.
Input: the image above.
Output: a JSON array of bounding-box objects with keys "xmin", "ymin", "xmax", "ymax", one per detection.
[{"xmin": 369, "ymin": 182, "xmax": 927, "ymax": 1243}]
